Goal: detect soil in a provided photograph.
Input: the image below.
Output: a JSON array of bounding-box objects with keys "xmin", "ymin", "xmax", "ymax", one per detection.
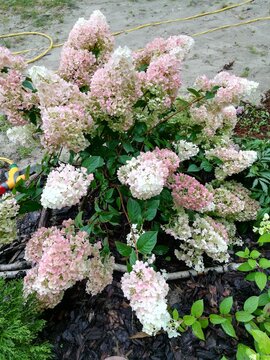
[
  {"xmin": 40, "ymin": 271, "xmax": 259, "ymax": 360},
  {"xmin": 234, "ymin": 92, "xmax": 270, "ymax": 139}
]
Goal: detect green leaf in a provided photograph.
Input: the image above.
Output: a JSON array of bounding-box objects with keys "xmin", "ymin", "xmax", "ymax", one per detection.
[
  {"xmin": 236, "ymin": 311, "xmax": 254, "ymax": 322},
  {"xmin": 22, "ymin": 79, "xmax": 35, "ymax": 91},
  {"xmin": 245, "ymin": 273, "xmax": 256, "ymax": 281},
  {"xmin": 123, "ymin": 142, "xmax": 134, "ymax": 153},
  {"xmin": 258, "ymin": 293, "xmax": 270, "ymax": 307},
  {"xmin": 221, "ymin": 320, "xmax": 237, "ymax": 338},
  {"xmin": 143, "ymin": 199, "xmax": 160, "ymax": 221},
  {"xmin": 200, "ymin": 160, "xmax": 212, "ymax": 172},
  {"xmin": 187, "ymin": 164, "xmax": 200, "ymax": 172},
  {"xmin": 199, "ymin": 318, "xmax": 209, "ymax": 329},
  {"xmin": 74, "ymin": 211, "xmax": 84, "ymax": 228},
  {"xmin": 115, "ymin": 242, "xmax": 132, "ymax": 257},
  {"xmin": 244, "ymin": 296, "xmax": 259, "ymax": 314},
  {"xmin": 219, "ymin": 297, "xmax": 233, "ymax": 315},
  {"xmin": 237, "ymin": 343, "xmax": 257, "ymax": 360},
  {"xmin": 137, "ymin": 231, "xmax": 158, "ymax": 255},
  {"xmin": 19, "ymin": 200, "xmax": 42, "ymax": 214},
  {"xmin": 183, "ymin": 315, "xmax": 196, "ymax": 326},
  {"xmin": 258, "ymin": 233, "xmax": 270, "ymax": 244},
  {"xmin": 127, "ymin": 199, "xmax": 142, "ymax": 224},
  {"xmin": 192, "ymin": 321, "xmax": 205, "ymax": 340},
  {"xmin": 82, "ymin": 156, "xmax": 104, "ymax": 173},
  {"xmin": 209, "ymin": 314, "xmax": 227, "ymax": 325},
  {"xmin": 187, "ymin": 88, "xmax": 201, "ymax": 97},
  {"xmin": 251, "ymin": 329, "xmax": 270, "ymax": 355},
  {"xmin": 172, "ymin": 309, "xmax": 179, "ymax": 321},
  {"xmin": 259, "ymin": 258, "xmax": 270, "ymax": 269},
  {"xmin": 255, "ymin": 272, "xmax": 267, "ymax": 291},
  {"xmin": 191, "ymin": 300, "xmax": 204, "ymax": 318},
  {"xmin": 250, "ymin": 250, "xmax": 261, "ymax": 259},
  {"xmin": 236, "ymin": 251, "xmax": 249, "ymax": 259},
  {"xmin": 129, "ymin": 249, "xmax": 137, "ymax": 266},
  {"xmin": 153, "ymin": 245, "xmax": 169, "ymax": 256},
  {"xmin": 238, "ymin": 262, "xmax": 253, "ymax": 272},
  {"xmin": 247, "ymin": 259, "xmax": 257, "ymax": 269}
]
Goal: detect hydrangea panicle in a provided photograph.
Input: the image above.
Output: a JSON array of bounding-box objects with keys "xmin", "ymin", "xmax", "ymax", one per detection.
[
  {"xmin": 41, "ymin": 164, "xmax": 94, "ymax": 209},
  {"xmin": 169, "ymin": 173, "xmax": 213, "ymax": 211},
  {"xmin": 121, "ymin": 258, "xmax": 177, "ymax": 337}
]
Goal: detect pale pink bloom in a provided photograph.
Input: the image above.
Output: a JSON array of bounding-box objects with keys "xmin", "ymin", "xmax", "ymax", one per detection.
[{"xmin": 169, "ymin": 173, "xmax": 213, "ymax": 211}]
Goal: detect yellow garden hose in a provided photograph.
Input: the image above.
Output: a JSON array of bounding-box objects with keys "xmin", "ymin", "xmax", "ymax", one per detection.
[
  {"xmin": 0, "ymin": 157, "xmax": 13, "ymax": 165},
  {"xmin": 1, "ymin": 0, "xmax": 268, "ymax": 64}
]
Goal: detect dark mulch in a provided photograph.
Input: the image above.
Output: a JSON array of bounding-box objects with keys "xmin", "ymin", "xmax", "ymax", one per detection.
[
  {"xmin": 40, "ymin": 270, "xmax": 259, "ymax": 360},
  {"xmin": 234, "ymin": 91, "xmax": 270, "ymax": 139},
  {"xmin": 0, "ymin": 202, "xmax": 263, "ymax": 359}
]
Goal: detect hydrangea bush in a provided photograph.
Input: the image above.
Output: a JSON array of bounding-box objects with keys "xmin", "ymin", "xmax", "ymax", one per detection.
[{"xmin": 0, "ymin": 10, "xmax": 262, "ymax": 337}]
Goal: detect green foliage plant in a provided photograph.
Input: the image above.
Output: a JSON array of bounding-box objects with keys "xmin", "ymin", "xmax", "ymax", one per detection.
[{"xmin": 0, "ymin": 278, "xmax": 52, "ymax": 360}]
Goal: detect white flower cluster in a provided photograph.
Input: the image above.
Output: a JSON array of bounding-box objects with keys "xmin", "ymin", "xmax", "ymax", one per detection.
[
  {"xmin": 253, "ymin": 213, "xmax": 270, "ymax": 235},
  {"xmin": 164, "ymin": 212, "xmax": 230, "ymax": 271},
  {"xmin": 162, "ymin": 207, "xmax": 192, "ymax": 240},
  {"xmin": 118, "ymin": 148, "xmax": 179, "ymax": 200},
  {"xmin": 41, "ymin": 164, "xmax": 94, "ymax": 209},
  {"xmin": 173, "ymin": 140, "xmax": 199, "ymax": 161},
  {"xmin": 6, "ymin": 123, "xmax": 37, "ymax": 147},
  {"xmin": 126, "ymin": 224, "xmax": 145, "ymax": 247},
  {"xmin": 118, "ymin": 153, "xmax": 169, "ymax": 200},
  {"xmin": 121, "ymin": 258, "xmax": 178, "ymax": 337},
  {"xmin": 205, "ymin": 146, "xmax": 257, "ymax": 180},
  {"xmin": 0, "ymin": 193, "xmax": 20, "ymax": 245}
]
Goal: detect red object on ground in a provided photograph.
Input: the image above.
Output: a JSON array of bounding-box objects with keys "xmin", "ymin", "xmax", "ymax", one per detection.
[{"xmin": 0, "ymin": 185, "xmax": 7, "ymax": 195}]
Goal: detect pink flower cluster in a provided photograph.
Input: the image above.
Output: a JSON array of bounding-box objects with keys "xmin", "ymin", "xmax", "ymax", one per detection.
[
  {"xmin": 141, "ymin": 54, "xmax": 181, "ymax": 107},
  {"xmin": 169, "ymin": 173, "xmax": 213, "ymax": 211},
  {"xmin": 89, "ymin": 46, "xmax": 142, "ymax": 132},
  {"xmin": 29, "ymin": 65, "xmax": 86, "ymax": 108},
  {"xmin": 59, "ymin": 10, "xmax": 114, "ymax": 87},
  {"xmin": 0, "ymin": 46, "xmax": 26, "ymax": 71},
  {"xmin": 205, "ymin": 145, "xmax": 257, "ymax": 180},
  {"xmin": 118, "ymin": 148, "xmax": 179, "ymax": 200},
  {"xmin": 41, "ymin": 104, "xmax": 93, "ymax": 153},
  {"xmin": 137, "ymin": 54, "xmax": 182, "ymax": 127},
  {"xmin": 24, "ymin": 220, "xmax": 93, "ymax": 308},
  {"xmin": 190, "ymin": 104, "xmax": 237, "ymax": 138},
  {"xmin": 121, "ymin": 259, "xmax": 176, "ymax": 337},
  {"xmin": 191, "ymin": 72, "xmax": 258, "ymax": 139},
  {"xmin": 41, "ymin": 164, "xmax": 94, "ymax": 209},
  {"xmin": 0, "ymin": 69, "xmax": 38, "ymax": 126},
  {"xmin": 195, "ymin": 72, "xmax": 258, "ymax": 105},
  {"xmin": 134, "ymin": 35, "xmax": 194, "ymax": 67},
  {"xmin": 24, "ymin": 220, "xmax": 115, "ymax": 308}
]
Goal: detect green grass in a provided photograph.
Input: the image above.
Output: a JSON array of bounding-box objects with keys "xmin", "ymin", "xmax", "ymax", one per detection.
[
  {"xmin": 0, "ymin": 115, "xmax": 10, "ymax": 133},
  {"xmin": 0, "ymin": 0, "xmax": 74, "ymax": 27}
]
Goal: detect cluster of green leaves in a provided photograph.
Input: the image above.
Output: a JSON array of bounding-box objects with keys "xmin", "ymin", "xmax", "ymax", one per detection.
[
  {"xmin": 236, "ymin": 247, "xmax": 270, "ymax": 291},
  {"xmin": 172, "ymin": 292, "xmax": 270, "ymax": 359},
  {"xmin": 0, "ymin": 278, "xmax": 52, "ymax": 360},
  {"xmin": 236, "ymin": 138, "xmax": 270, "ymax": 210},
  {"xmin": 237, "ymin": 102, "xmax": 270, "ymax": 136}
]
